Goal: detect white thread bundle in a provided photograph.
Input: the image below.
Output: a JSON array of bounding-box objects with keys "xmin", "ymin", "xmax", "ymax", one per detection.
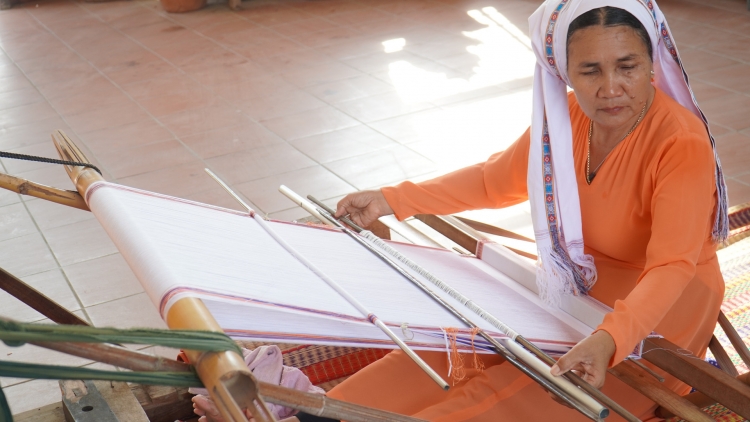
[{"xmin": 360, "ymin": 230, "xmax": 520, "ymax": 341}]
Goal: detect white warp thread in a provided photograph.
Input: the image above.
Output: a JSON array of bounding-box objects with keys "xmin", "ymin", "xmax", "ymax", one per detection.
[{"xmin": 360, "ymin": 230, "xmax": 520, "ymax": 340}]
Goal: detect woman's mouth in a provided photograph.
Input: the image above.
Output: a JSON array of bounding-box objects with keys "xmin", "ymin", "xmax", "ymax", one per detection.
[{"xmin": 600, "ymin": 106, "xmax": 624, "ymax": 115}]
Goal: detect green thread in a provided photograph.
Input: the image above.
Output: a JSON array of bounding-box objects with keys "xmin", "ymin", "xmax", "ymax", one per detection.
[
  {"xmin": 0, "ymin": 361, "xmax": 202, "ymax": 387},
  {"xmin": 0, "ymin": 320, "xmax": 241, "ymax": 356},
  {"xmin": 0, "ymin": 321, "xmax": 243, "ymax": 421}
]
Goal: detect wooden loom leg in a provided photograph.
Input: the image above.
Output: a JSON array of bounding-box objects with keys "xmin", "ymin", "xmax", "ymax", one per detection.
[
  {"xmin": 641, "ymin": 337, "xmax": 750, "ymax": 419},
  {"xmin": 609, "ymin": 360, "xmax": 713, "ymax": 422},
  {"xmin": 0, "ymin": 266, "xmax": 89, "ymax": 326},
  {"xmin": 708, "ymin": 334, "xmax": 740, "ymax": 377},
  {"xmin": 51, "ymin": 130, "xmax": 267, "ymax": 422},
  {"xmin": 717, "ymin": 311, "xmax": 750, "ymax": 369}
]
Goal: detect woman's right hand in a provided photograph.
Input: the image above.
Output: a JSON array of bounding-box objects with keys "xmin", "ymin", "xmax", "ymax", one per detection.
[{"xmin": 335, "ymin": 190, "xmax": 394, "ymax": 228}]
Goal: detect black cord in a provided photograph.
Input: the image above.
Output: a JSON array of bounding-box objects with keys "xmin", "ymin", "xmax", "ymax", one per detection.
[
  {"xmin": 0, "ymin": 151, "xmax": 102, "ymax": 175},
  {"xmin": 296, "ymin": 413, "xmax": 340, "ymax": 422}
]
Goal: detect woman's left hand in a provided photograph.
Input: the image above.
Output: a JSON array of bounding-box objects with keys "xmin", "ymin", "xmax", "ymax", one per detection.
[{"xmin": 550, "ymin": 330, "xmax": 616, "ymax": 389}]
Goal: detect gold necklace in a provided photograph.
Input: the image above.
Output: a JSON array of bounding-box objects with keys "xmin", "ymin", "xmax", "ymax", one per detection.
[{"xmin": 586, "ymin": 103, "xmax": 647, "ymax": 185}]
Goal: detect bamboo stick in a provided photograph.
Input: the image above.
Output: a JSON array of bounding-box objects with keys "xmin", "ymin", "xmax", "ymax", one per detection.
[{"xmin": 0, "ymin": 172, "xmax": 88, "ymax": 210}]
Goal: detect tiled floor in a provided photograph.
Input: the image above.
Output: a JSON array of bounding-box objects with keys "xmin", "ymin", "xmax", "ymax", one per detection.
[{"xmin": 0, "ymin": 0, "xmax": 749, "ymax": 414}]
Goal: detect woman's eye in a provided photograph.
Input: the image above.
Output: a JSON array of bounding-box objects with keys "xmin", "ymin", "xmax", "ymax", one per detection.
[
  {"xmin": 582, "ymin": 70, "xmax": 597, "ymax": 75},
  {"xmin": 621, "ymin": 66, "xmax": 635, "ymax": 70}
]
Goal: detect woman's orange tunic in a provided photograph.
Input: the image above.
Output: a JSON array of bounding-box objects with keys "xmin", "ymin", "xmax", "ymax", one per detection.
[{"xmin": 326, "ymin": 89, "xmax": 725, "ymax": 421}]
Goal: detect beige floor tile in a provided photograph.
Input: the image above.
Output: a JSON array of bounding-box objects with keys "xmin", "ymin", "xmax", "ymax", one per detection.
[
  {"xmin": 303, "ymin": 74, "xmax": 395, "ymax": 104},
  {"xmin": 0, "ymin": 232, "xmax": 57, "ymax": 278},
  {"xmin": 117, "ymin": 160, "xmax": 220, "ymax": 198},
  {"xmin": 42, "ymin": 219, "xmax": 118, "ymax": 267},
  {"xmin": 335, "ymin": 91, "xmax": 435, "ymax": 123},
  {"xmin": 261, "ymin": 106, "xmax": 359, "ymax": 140},
  {"xmin": 325, "ymin": 145, "xmax": 436, "ymax": 190},
  {"xmin": 23, "ymin": 197, "xmax": 95, "ymax": 231},
  {"xmin": 63, "ymin": 253, "xmax": 143, "ymax": 308},
  {"xmin": 158, "ymin": 104, "xmax": 252, "ymax": 138},
  {"xmin": 235, "ymin": 165, "xmax": 354, "ymax": 214},
  {"xmin": 280, "ymin": 61, "xmax": 363, "ymax": 88},
  {"xmin": 205, "ymin": 143, "xmax": 317, "ymax": 184},
  {"xmin": 78, "ymin": 118, "xmax": 175, "ymax": 154},
  {"xmin": 237, "ymin": 89, "xmax": 327, "ymax": 122},
  {"xmin": 0, "ymin": 189, "xmax": 20, "ymax": 208},
  {"xmin": 1, "ymin": 379, "xmax": 63, "ymax": 415},
  {"xmin": 179, "ymin": 122, "xmax": 284, "ymax": 160},
  {"xmin": 85, "ymin": 292, "xmax": 166, "ymax": 330},
  {"xmin": 95, "ymin": 139, "xmax": 197, "ymax": 179},
  {"xmin": 0, "ymin": 202, "xmax": 36, "ymax": 242},
  {"xmin": 289, "ymin": 124, "xmax": 398, "ymax": 163}
]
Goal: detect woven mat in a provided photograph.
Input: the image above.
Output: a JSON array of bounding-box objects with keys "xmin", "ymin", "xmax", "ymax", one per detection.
[
  {"xmin": 712, "ymin": 236, "xmax": 750, "ymax": 375},
  {"xmin": 236, "ymin": 340, "xmax": 390, "ymax": 392}
]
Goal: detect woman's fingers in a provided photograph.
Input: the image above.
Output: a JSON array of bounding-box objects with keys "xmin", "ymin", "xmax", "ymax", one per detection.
[
  {"xmin": 192, "ymin": 395, "xmax": 224, "ymax": 422},
  {"xmin": 335, "ymin": 190, "xmax": 394, "ymax": 227},
  {"xmin": 550, "ymin": 330, "xmax": 615, "ymax": 389}
]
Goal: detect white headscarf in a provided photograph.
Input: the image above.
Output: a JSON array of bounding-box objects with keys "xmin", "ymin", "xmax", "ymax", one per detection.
[{"xmin": 527, "ymin": 0, "xmax": 728, "ymax": 305}]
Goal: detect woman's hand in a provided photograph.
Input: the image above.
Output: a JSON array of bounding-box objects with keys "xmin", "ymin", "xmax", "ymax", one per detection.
[
  {"xmin": 193, "ymin": 395, "xmax": 253, "ymax": 422},
  {"xmin": 550, "ymin": 330, "xmax": 616, "ymax": 389},
  {"xmin": 335, "ymin": 190, "xmax": 394, "ymax": 228}
]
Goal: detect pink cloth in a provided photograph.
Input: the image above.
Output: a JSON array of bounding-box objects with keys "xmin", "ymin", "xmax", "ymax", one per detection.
[{"xmin": 190, "ymin": 345, "xmax": 324, "ymax": 419}]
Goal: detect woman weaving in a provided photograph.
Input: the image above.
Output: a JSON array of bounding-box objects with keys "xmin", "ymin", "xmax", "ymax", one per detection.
[{"xmin": 326, "ymin": 0, "xmax": 728, "ymax": 420}]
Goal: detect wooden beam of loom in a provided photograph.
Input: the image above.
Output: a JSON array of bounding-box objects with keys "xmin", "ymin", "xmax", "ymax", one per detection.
[
  {"xmin": 0, "ymin": 266, "xmax": 89, "ymax": 326},
  {"xmin": 0, "ymin": 172, "xmax": 88, "ymax": 210},
  {"xmin": 641, "ymin": 336, "xmax": 750, "ymax": 419},
  {"xmin": 50, "ymin": 130, "xmax": 269, "ymax": 422}
]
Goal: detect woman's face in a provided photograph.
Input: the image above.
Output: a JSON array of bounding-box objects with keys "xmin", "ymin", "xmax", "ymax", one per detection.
[{"xmin": 567, "ymin": 25, "xmax": 654, "ymax": 131}]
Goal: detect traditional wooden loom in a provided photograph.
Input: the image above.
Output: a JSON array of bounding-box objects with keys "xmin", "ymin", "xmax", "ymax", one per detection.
[{"xmin": 0, "ymin": 130, "xmax": 749, "ymax": 422}]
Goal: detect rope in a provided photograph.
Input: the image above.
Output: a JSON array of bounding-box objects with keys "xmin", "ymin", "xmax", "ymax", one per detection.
[
  {"xmin": 0, "ymin": 361, "xmax": 202, "ymax": 387},
  {"xmin": 0, "ymin": 151, "xmax": 102, "ymax": 175},
  {"xmin": 0, "ymin": 320, "xmax": 242, "ymax": 356}
]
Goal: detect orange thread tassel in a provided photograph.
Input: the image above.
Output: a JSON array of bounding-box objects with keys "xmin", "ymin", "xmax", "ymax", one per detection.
[
  {"xmin": 445, "ymin": 327, "xmax": 466, "ymax": 385},
  {"xmin": 470, "ymin": 327, "xmax": 485, "ymax": 373}
]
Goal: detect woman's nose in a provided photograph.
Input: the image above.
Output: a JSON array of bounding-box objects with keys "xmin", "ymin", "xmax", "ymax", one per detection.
[{"xmin": 599, "ymin": 72, "xmax": 625, "ymax": 98}]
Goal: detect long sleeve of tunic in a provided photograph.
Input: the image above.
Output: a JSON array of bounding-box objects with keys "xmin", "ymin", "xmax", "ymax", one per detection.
[{"xmin": 381, "ymin": 89, "xmax": 724, "ymax": 367}]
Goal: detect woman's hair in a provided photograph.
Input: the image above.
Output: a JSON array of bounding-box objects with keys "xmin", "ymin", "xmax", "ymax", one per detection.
[{"xmin": 566, "ymin": 7, "xmax": 653, "ymax": 62}]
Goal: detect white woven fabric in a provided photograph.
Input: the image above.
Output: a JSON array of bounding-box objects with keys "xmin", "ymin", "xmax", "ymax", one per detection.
[{"xmin": 85, "ymin": 182, "xmax": 593, "ymax": 354}]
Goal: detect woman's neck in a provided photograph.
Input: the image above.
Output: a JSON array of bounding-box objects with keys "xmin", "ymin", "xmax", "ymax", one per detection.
[{"xmin": 591, "ymin": 87, "xmax": 656, "ymax": 148}]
